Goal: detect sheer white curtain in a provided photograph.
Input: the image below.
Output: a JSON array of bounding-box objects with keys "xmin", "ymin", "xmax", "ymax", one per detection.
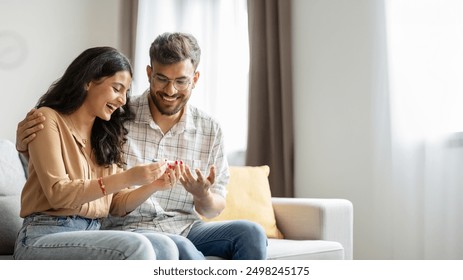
[
  {"xmin": 375, "ymin": 0, "xmax": 463, "ymax": 259},
  {"xmin": 132, "ymin": 0, "xmax": 249, "ymax": 158}
]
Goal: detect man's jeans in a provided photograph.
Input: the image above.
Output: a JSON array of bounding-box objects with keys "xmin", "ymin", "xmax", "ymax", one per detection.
[
  {"xmin": 164, "ymin": 219, "xmax": 268, "ymax": 260},
  {"xmin": 14, "ymin": 214, "xmax": 177, "ymax": 260}
]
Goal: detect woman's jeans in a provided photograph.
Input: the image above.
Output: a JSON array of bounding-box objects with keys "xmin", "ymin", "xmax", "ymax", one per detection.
[{"xmin": 14, "ymin": 214, "xmax": 178, "ymax": 260}]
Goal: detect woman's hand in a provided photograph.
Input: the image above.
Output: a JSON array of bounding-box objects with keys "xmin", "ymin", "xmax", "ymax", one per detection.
[
  {"xmin": 153, "ymin": 161, "xmax": 184, "ymax": 190},
  {"xmin": 127, "ymin": 160, "xmax": 168, "ymax": 186},
  {"xmin": 118, "ymin": 161, "xmax": 184, "ymax": 213}
]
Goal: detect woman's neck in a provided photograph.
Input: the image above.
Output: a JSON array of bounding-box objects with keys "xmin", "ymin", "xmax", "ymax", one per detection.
[{"xmin": 68, "ymin": 109, "xmax": 94, "ymax": 144}]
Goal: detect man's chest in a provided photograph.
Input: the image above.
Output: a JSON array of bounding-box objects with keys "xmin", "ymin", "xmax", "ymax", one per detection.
[{"xmin": 123, "ymin": 123, "xmax": 214, "ymax": 171}]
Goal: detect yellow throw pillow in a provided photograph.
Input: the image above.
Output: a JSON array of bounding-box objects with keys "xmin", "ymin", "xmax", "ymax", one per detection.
[{"xmin": 204, "ymin": 165, "xmax": 284, "ymax": 239}]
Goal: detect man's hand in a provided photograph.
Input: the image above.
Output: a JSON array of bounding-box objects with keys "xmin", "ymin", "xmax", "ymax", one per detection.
[
  {"xmin": 180, "ymin": 164, "xmax": 215, "ymax": 199},
  {"xmin": 180, "ymin": 164, "xmax": 225, "ymax": 218},
  {"xmin": 16, "ymin": 109, "xmax": 45, "ymax": 153}
]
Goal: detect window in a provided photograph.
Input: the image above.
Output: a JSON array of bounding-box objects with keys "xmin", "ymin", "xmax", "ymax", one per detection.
[
  {"xmin": 386, "ymin": 0, "xmax": 463, "ymax": 142},
  {"xmin": 133, "ymin": 0, "xmax": 249, "ymax": 155}
]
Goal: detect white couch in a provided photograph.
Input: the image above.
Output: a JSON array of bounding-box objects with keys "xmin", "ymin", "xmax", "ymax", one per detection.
[
  {"xmin": 0, "ymin": 139, "xmax": 353, "ymax": 260},
  {"xmin": 269, "ymin": 197, "xmax": 353, "ymax": 259}
]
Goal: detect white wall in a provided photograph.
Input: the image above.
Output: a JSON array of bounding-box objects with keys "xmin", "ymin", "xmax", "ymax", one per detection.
[
  {"xmin": 0, "ymin": 0, "xmax": 123, "ymax": 142},
  {"xmin": 293, "ymin": 0, "xmax": 387, "ymax": 259}
]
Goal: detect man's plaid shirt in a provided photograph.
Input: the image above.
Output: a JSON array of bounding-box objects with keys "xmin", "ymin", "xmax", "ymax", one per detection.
[{"xmin": 103, "ymin": 90, "xmax": 229, "ymax": 236}]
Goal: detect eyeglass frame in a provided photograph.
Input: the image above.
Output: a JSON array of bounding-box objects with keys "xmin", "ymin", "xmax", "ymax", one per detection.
[{"xmin": 150, "ymin": 70, "xmax": 196, "ymax": 91}]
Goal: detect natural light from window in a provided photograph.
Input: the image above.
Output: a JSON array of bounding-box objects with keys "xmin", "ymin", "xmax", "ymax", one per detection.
[
  {"xmin": 133, "ymin": 0, "xmax": 249, "ymax": 156},
  {"xmin": 386, "ymin": 0, "xmax": 463, "ymax": 142}
]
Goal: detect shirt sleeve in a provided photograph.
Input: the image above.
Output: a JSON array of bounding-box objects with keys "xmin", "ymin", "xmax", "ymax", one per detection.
[{"xmin": 209, "ymin": 123, "xmax": 230, "ymax": 198}]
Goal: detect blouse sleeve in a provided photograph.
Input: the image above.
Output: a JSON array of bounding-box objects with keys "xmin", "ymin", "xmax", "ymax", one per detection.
[
  {"xmin": 28, "ymin": 107, "xmax": 100, "ymax": 209},
  {"xmin": 109, "ymin": 166, "xmax": 134, "ymax": 217}
]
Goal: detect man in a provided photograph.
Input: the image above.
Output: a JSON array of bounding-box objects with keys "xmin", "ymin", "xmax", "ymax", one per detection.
[{"xmin": 16, "ymin": 32, "xmax": 267, "ymax": 260}]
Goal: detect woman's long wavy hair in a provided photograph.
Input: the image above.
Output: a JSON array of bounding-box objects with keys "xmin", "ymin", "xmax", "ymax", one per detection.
[{"xmin": 36, "ymin": 46, "xmax": 134, "ymax": 167}]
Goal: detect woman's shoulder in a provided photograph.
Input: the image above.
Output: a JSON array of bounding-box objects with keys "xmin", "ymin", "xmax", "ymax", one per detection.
[
  {"xmin": 36, "ymin": 107, "xmax": 69, "ymax": 129},
  {"xmin": 36, "ymin": 107, "xmax": 64, "ymax": 120}
]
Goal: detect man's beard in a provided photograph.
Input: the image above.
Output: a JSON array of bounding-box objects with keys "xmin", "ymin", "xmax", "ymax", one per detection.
[{"xmin": 149, "ymin": 90, "xmax": 188, "ymax": 116}]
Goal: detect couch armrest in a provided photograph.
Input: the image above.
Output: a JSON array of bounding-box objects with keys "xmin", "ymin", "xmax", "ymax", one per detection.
[{"xmin": 272, "ymin": 197, "xmax": 353, "ymax": 260}]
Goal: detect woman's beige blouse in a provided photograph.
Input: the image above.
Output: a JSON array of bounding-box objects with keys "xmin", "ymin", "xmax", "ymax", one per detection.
[{"xmin": 20, "ymin": 107, "xmax": 131, "ymax": 219}]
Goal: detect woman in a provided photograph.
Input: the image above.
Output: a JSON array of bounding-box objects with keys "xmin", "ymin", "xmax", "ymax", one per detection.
[{"xmin": 13, "ymin": 47, "xmax": 179, "ymax": 260}]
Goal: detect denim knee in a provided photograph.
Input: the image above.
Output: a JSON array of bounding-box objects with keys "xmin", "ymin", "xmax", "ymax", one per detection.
[
  {"xmin": 119, "ymin": 232, "xmax": 157, "ymax": 260},
  {"xmin": 234, "ymin": 220, "xmax": 268, "ymax": 259},
  {"xmin": 238, "ymin": 220, "xmax": 267, "ymax": 241},
  {"xmin": 169, "ymin": 234, "xmax": 205, "ymax": 260},
  {"xmin": 138, "ymin": 232, "xmax": 180, "ymax": 260}
]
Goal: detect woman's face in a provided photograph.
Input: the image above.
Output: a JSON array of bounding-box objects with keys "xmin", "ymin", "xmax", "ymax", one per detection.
[{"xmin": 84, "ymin": 70, "xmax": 132, "ymax": 121}]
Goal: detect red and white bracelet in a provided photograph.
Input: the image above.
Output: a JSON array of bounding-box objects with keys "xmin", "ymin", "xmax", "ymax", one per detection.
[{"xmin": 97, "ymin": 177, "xmax": 107, "ymax": 196}]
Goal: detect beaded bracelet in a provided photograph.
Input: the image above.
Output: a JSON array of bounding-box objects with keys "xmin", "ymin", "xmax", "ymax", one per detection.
[{"xmin": 97, "ymin": 177, "xmax": 107, "ymax": 195}]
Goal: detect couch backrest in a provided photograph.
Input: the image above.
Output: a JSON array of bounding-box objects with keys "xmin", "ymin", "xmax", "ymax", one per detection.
[{"xmin": 0, "ymin": 139, "xmax": 26, "ymax": 255}]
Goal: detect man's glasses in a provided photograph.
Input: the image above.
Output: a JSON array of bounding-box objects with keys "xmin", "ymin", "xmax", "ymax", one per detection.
[{"xmin": 152, "ymin": 74, "xmax": 194, "ymax": 91}]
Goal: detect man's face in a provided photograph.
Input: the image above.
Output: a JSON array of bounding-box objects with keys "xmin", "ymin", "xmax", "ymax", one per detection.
[{"xmin": 147, "ymin": 60, "xmax": 199, "ymax": 116}]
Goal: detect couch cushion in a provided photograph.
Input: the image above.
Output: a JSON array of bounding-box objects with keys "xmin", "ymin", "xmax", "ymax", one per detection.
[
  {"xmin": 0, "ymin": 139, "xmax": 26, "ymax": 255},
  {"xmin": 206, "ymin": 239, "xmax": 345, "ymax": 260},
  {"xmin": 203, "ymin": 165, "xmax": 283, "ymax": 239},
  {"xmin": 267, "ymin": 239, "xmax": 345, "ymax": 260}
]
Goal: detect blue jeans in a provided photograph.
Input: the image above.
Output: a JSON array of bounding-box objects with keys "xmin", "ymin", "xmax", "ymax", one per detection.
[
  {"xmin": 186, "ymin": 220, "xmax": 268, "ymax": 260},
  {"xmin": 135, "ymin": 220, "xmax": 268, "ymax": 260},
  {"xmin": 133, "ymin": 229, "xmax": 206, "ymax": 260},
  {"xmin": 14, "ymin": 214, "xmax": 177, "ymax": 260}
]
